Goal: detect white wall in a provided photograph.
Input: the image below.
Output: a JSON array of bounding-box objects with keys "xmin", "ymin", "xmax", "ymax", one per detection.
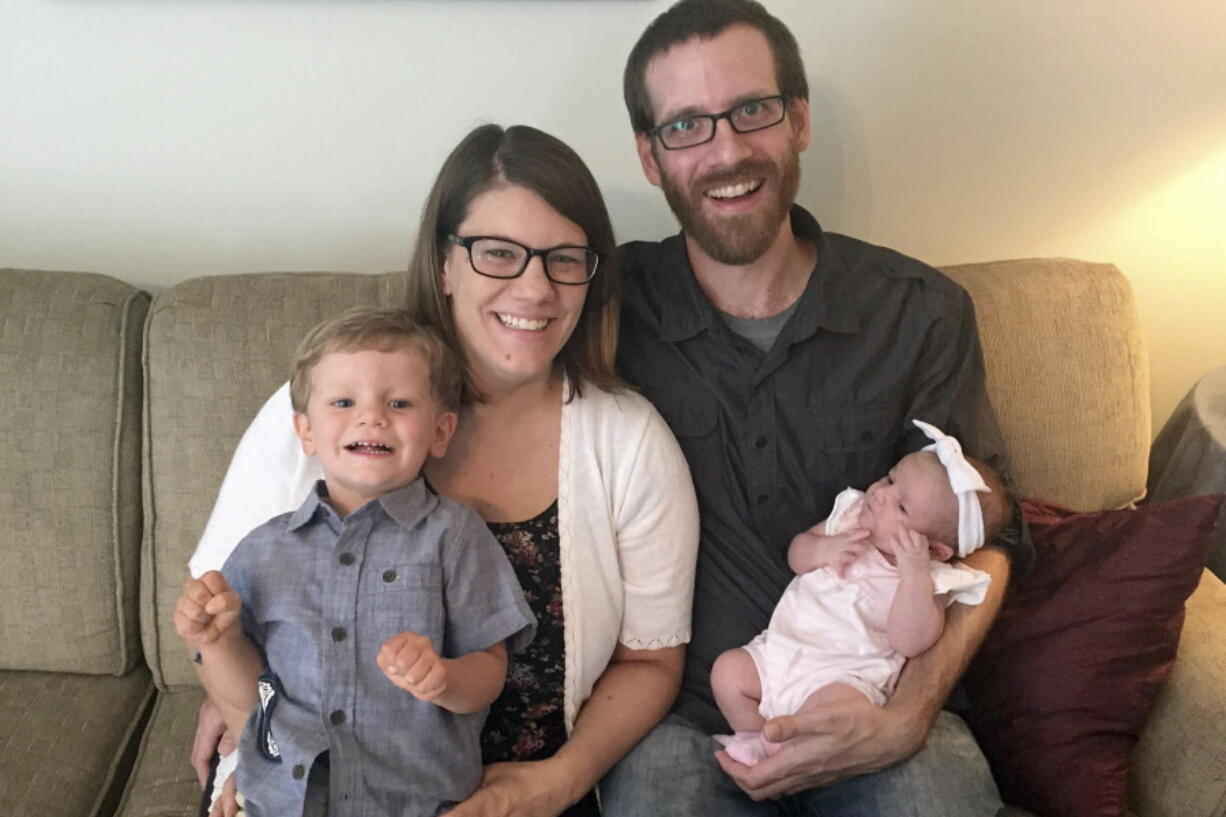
[{"xmin": 3, "ymin": 0, "xmax": 1224, "ymax": 432}]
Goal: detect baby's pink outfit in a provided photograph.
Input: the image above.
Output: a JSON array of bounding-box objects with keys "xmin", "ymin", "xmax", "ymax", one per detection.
[{"xmin": 715, "ymin": 488, "xmax": 989, "ymax": 766}]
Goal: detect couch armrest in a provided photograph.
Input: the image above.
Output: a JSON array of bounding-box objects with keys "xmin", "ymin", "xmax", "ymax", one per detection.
[{"xmin": 1130, "ymin": 569, "xmax": 1226, "ymax": 817}]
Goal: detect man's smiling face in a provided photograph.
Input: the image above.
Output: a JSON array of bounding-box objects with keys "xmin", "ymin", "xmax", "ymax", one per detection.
[{"xmin": 635, "ymin": 23, "xmax": 809, "ymax": 266}]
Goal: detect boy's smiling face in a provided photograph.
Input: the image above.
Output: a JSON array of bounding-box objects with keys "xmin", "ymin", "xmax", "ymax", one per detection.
[{"xmin": 293, "ymin": 345, "xmax": 456, "ymax": 517}]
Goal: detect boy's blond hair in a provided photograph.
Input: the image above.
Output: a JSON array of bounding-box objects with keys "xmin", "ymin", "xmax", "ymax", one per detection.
[{"xmin": 290, "ymin": 307, "xmax": 462, "ymax": 414}]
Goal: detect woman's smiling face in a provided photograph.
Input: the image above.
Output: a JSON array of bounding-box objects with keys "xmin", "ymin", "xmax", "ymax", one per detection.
[{"xmin": 441, "ymin": 184, "xmax": 591, "ymax": 394}]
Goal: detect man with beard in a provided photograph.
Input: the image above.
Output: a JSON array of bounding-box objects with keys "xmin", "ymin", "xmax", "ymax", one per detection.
[{"xmin": 602, "ymin": 1, "xmax": 1029, "ymax": 815}]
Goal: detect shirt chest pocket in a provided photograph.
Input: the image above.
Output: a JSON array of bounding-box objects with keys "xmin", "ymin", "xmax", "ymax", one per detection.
[
  {"xmin": 361, "ymin": 563, "xmax": 445, "ymax": 646},
  {"xmin": 655, "ymin": 384, "xmax": 718, "ymax": 439},
  {"xmin": 805, "ymin": 401, "xmax": 902, "ymax": 489}
]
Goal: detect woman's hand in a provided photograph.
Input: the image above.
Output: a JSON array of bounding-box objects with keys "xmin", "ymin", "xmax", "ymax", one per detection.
[
  {"xmin": 191, "ymin": 697, "xmax": 236, "ymax": 787},
  {"xmin": 207, "ymin": 773, "xmax": 243, "ymax": 817},
  {"xmin": 441, "ymin": 759, "xmax": 577, "ymax": 817}
]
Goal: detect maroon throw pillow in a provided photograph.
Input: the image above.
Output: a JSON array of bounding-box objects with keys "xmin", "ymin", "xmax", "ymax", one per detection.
[{"xmin": 962, "ymin": 494, "xmax": 1223, "ymax": 817}]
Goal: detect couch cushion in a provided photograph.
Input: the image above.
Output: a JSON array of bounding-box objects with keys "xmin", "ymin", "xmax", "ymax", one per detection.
[
  {"xmin": 113, "ymin": 686, "xmax": 208, "ymax": 817},
  {"xmin": 963, "ymin": 495, "xmax": 1221, "ymax": 817},
  {"xmin": 0, "ymin": 666, "xmax": 153, "ymax": 817},
  {"xmin": 942, "ymin": 259, "xmax": 1149, "ymax": 511},
  {"xmin": 142, "ymin": 272, "xmax": 406, "ymax": 688},
  {"xmin": 0, "ymin": 269, "xmax": 149, "ymax": 674}
]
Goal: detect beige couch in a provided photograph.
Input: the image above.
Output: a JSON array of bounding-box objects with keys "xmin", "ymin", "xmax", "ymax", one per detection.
[{"xmin": 0, "ymin": 261, "xmax": 1222, "ymax": 817}]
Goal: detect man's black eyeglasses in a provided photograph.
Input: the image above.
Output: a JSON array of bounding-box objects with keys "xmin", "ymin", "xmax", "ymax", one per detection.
[
  {"xmin": 447, "ymin": 235, "xmax": 600, "ymax": 285},
  {"xmin": 650, "ymin": 95, "xmax": 788, "ymax": 150}
]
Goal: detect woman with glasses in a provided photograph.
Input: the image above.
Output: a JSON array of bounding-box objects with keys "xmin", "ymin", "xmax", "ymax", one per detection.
[{"xmin": 189, "ymin": 124, "xmax": 699, "ymax": 817}]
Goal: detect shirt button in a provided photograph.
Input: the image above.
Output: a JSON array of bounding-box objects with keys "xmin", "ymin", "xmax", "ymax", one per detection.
[
  {"xmin": 382, "ymin": 569, "xmax": 397, "ymax": 583},
  {"xmin": 331, "ymin": 627, "xmax": 346, "ymax": 642},
  {"xmin": 757, "ymin": 494, "xmax": 769, "ymax": 506},
  {"xmin": 755, "ymin": 436, "xmax": 767, "ymax": 449},
  {"xmin": 338, "ymin": 552, "xmax": 355, "ymax": 566},
  {"xmin": 292, "ymin": 764, "xmax": 305, "ymax": 780},
  {"xmin": 330, "ymin": 710, "xmax": 346, "ymax": 725}
]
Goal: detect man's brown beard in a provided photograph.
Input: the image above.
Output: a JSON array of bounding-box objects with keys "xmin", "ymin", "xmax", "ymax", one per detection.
[{"xmin": 660, "ymin": 149, "xmax": 800, "ymax": 266}]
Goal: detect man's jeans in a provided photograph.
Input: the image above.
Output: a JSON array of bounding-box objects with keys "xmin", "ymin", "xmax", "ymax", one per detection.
[{"xmin": 600, "ymin": 712, "xmax": 1002, "ymax": 817}]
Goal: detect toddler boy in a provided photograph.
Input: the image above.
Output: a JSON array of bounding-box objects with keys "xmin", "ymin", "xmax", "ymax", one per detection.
[{"xmin": 175, "ymin": 307, "xmax": 535, "ymax": 816}]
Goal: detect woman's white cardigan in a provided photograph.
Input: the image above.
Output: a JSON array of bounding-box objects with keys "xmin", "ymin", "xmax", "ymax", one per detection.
[{"xmin": 191, "ymin": 380, "xmax": 700, "ymax": 731}]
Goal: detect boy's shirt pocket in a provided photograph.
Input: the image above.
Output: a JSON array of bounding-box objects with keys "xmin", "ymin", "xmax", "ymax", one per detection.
[{"xmin": 360, "ymin": 562, "xmax": 445, "ymax": 650}]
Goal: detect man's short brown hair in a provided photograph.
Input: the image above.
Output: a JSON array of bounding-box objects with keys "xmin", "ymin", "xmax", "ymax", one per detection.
[
  {"xmin": 623, "ymin": 0, "xmax": 809, "ymax": 133},
  {"xmin": 290, "ymin": 307, "xmax": 462, "ymax": 414}
]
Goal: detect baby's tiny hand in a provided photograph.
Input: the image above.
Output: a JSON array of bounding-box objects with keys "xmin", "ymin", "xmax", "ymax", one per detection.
[
  {"xmin": 377, "ymin": 630, "xmax": 448, "ymax": 702},
  {"xmin": 174, "ymin": 571, "xmax": 241, "ymax": 647},
  {"xmin": 892, "ymin": 528, "xmax": 932, "ymax": 574},
  {"xmin": 813, "ymin": 528, "xmax": 870, "ymax": 577}
]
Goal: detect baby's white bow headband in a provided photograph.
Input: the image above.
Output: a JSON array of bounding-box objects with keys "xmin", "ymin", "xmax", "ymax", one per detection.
[{"xmin": 913, "ymin": 419, "xmax": 991, "ymax": 557}]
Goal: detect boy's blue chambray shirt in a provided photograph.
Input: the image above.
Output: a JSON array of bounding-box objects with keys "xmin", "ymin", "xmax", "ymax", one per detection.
[{"xmin": 222, "ymin": 478, "xmax": 536, "ymax": 817}]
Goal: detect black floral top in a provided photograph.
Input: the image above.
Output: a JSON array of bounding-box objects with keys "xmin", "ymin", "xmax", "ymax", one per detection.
[{"xmin": 481, "ymin": 501, "xmax": 568, "ymax": 763}]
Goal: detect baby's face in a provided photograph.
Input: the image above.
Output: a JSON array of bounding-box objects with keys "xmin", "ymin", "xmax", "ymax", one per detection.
[
  {"xmin": 293, "ymin": 346, "xmax": 456, "ymax": 517},
  {"xmin": 856, "ymin": 451, "xmax": 956, "ymax": 555}
]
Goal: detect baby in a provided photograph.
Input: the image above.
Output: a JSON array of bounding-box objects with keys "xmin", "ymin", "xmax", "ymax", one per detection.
[{"xmin": 711, "ymin": 420, "xmax": 1009, "ymax": 765}]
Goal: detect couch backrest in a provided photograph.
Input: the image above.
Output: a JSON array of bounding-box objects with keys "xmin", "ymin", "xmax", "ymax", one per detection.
[
  {"xmin": 0, "ymin": 269, "xmax": 149, "ymax": 674},
  {"xmin": 142, "ymin": 272, "xmax": 406, "ymax": 688},
  {"xmin": 943, "ymin": 258, "xmax": 1150, "ymax": 511},
  {"xmin": 140, "ymin": 260, "xmax": 1151, "ymax": 685}
]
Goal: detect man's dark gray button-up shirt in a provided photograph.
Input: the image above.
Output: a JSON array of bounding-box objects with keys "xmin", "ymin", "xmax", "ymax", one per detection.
[{"xmin": 618, "ymin": 207, "xmax": 1030, "ymax": 733}]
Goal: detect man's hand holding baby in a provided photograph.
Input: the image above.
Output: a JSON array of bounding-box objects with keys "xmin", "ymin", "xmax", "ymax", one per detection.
[
  {"xmin": 788, "ymin": 525, "xmax": 870, "ymax": 576},
  {"xmin": 378, "ymin": 631, "xmax": 449, "ymax": 701},
  {"xmin": 175, "ymin": 571, "xmax": 242, "ymax": 647}
]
